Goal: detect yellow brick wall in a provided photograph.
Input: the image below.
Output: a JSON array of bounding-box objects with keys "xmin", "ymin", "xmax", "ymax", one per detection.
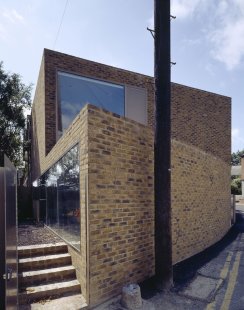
[
  {"xmin": 31, "ymin": 57, "xmax": 45, "ymax": 180},
  {"xmin": 171, "ymin": 84, "xmax": 231, "ymax": 264},
  {"xmin": 171, "ymin": 139, "xmax": 231, "ymax": 263},
  {"xmin": 31, "ymin": 99, "xmax": 154, "ymax": 305},
  {"xmin": 171, "ymin": 83, "xmax": 231, "ymax": 164},
  {"xmin": 87, "ymin": 106, "xmax": 154, "ymax": 306}
]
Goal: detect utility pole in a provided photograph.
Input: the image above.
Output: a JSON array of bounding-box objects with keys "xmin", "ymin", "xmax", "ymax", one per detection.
[{"xmin": 154, "ymin": 0, "xmax": 172, "ymax": 288}]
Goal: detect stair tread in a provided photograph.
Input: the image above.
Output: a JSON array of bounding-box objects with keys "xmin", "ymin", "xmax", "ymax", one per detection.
[
  {"xmin": 19, "ymin": 279, "xmax": 80, "ymax": 295},
  {"xmin": 20, "ymin": 265, "xmax": 75, "ymax": 278},
  {"xmin": 18, "ymin": 243, "xmax": 66, "ymax": 251},
  {"xmin": 19, "ymin": 253, "xmax": 71, "ymax": 263}
]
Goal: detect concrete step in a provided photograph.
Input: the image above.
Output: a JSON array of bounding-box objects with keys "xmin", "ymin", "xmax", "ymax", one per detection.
[
  {"xmin": 18, "ymin": 243, "xmax": 67, "ymax": 259},
  {"xmin": 18, "ymin": 253, "xmax": 72, "ymax": 271},
  {"xmin": 18, "ymin": 279, "xmax": 81, "ymax": 304},
  {"xmin": 19, "ymin": 265, "xmax": 76, "ymax": 286}
]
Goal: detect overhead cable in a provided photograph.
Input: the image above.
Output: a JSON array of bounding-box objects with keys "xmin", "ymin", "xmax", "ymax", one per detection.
[{"xmin": 53, "ymin": 0, "xmax": 69, "ymax": 50}]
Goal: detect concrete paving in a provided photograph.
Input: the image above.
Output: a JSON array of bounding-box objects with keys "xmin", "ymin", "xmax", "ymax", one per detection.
[{"xmin": 180, "ymin": 275, "xmax": 222, "ymax": 302}]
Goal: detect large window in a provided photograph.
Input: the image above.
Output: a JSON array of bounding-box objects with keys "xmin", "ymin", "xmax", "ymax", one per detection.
[
  {"xmin": 57, "ymin": 72, "xmax": 125, "ymax": 135},
  {"xmin": 33, "ymin": 145, "xmax": 80, "ymax": 250}
]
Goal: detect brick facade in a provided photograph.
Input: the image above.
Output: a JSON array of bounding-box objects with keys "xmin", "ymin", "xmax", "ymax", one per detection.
[
  {"xmin": 171, "ymin": 83, "xmax": 231, "ymax": 263},
  {"xmin": 32, "ymin": 103, "xmax": 154, "ymax": 305},
  {"xmin": 31, "ymin": 49, "xmax": 231, "ymax": 306},
  {"xmin": 171, "ymin": 83, "xmax": 231, "ymax": 164},
  {"xmin": 43, "ymin": 49, "xmax": 154, "ymax": 155},
  {"xmin": 171, "ymin": 140, "xmax": 230, "ymax": 263},
  {"xmin": 87, "ymin": 106, "xmax": 154, "ymax": 304},
  {"xmin": 31, "ymin": 58, "xmax": 45, "ymax": 180}
]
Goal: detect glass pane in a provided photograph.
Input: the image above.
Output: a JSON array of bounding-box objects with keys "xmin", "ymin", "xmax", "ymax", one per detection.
[
  {"xmin": 57, "ymin": 147, "xmax": 80, "ymax": 248},
  {"xmin": 39, "ymin": 145, "xmax": 80, "ymax": 250},
  {"xmin": 58, "ymin": 72, "xmax": 125, "ymax": 133},
  {"xmin": 39, "ymin": 175, "xmax": 47, "ymax": 221},
  {"xmin": 46, "ymin": 165, "xmax": 58, "ymax": 226}
]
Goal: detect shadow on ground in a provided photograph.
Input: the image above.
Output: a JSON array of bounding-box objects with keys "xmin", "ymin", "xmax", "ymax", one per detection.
[{"xmin": 140, "ymin": 211, "xmax": 244, "ymax": 300}]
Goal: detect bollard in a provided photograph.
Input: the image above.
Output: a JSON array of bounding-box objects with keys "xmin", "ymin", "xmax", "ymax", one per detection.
[{"xmin": 121, "ymin": 283, "xmax": 142, "ymax": 309}]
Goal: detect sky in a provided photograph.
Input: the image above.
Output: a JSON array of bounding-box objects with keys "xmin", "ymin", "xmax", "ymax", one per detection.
[{"xmin": 0, "ymin": 0, "xmax": 243, "ymax": 152}]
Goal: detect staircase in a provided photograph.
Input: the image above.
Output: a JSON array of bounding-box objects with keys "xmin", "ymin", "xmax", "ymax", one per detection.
[{"xmin": 18, "ymin": 243, "xmax": 86, "ymax": 307}]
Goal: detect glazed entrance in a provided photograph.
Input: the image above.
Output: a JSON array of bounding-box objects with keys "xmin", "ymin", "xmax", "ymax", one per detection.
[{"xmin": 33, "ymin": 145, "xmax": 80, "ymax": 250}]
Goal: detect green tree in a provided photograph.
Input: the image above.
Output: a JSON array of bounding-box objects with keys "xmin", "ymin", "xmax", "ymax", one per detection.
[
  {"xmin": 0, "ymin": 61, "xmax": 32, "ymax": 167},
  {"xmin": 231, "ymin": 150, "xmax": 244, "ymax": 166},
  {"xmin": 231, "ymin": 177, "xmax": 242, "ymax": 195}
]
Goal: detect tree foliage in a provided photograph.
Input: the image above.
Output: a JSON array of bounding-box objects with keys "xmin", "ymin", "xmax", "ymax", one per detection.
[
  {"xmin": 0, "ymin": 61, "xmax": 32, "ymax": 167},
  {"xmin": 231, "ymin": 149, "xmax": 244, "ymax": 166},
  {"xmin": 231, "ymin": 177, "xmax": 242, "ymax": 195},
  {"xmin": 231, "ymin": 150, "xmax": 244, "ymax": 195}
]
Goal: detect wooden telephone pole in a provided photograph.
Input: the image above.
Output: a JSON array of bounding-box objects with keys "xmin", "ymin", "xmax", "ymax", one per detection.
[{"xmin": 154, "ymin": 0, "xmax": 173, "ymax": 288}]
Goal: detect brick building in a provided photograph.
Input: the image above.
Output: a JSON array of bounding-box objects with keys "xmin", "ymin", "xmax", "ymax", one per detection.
[{"xmin": 31, "ymin": 49, "xmax": 231, "ymax": 307}]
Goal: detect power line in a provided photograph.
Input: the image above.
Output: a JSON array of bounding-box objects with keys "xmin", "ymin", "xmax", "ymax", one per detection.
[{"xmin": 53, "ymin": 0, "xmax": 69, "ymax": 50}]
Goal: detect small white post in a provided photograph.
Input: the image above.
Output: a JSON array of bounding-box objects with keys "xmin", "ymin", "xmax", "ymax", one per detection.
[{"xmin": 121, "ymin": 284, "xmax": 142, "ymax": 309}]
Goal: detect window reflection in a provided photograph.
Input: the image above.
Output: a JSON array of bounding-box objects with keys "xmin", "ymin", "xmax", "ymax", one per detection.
[
  {"xmin": 34, "ymin": 145, "xmax": 80, "ymax": 250},
  {"xmin": 57, "ymin": 72, "xmax": 125, "ymax": 135}
]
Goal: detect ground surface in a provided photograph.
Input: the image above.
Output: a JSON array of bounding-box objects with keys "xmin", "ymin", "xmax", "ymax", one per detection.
[
  {"xmin": 18, "ymin": 222, "xmax": 63, "ymax": 246},
  {"xmin": 18, "ymin": 205, "xmax": 244, "ymax": 309},
  {"xmin": 19, "ymin": 294, "xmax": 87, "ymax": 310},
  {"xmin": 96, "ymin": 204, "xmax": 244, "ymax": 310}
]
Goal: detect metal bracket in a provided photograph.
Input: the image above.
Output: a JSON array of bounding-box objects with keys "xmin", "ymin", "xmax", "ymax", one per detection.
[
  {"xmin": 147, "ymin": 14, "xmax": 176, "ymax": 38},
  {"xmin": 3, "ymin": 267, "xmax": 12, "ymax": 281},
  {"xmin": 147, "ymin": 15, "xmax": 177, "ymax": 66},
  {"xmin": 147, "ymin": 27, "xmax": 155, "ymax": 39}
]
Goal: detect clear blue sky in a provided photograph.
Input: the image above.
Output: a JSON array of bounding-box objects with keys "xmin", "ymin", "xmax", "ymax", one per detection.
[{"xmin": 0, "ymin": 0, "xmax": 243, "ymax": 152}]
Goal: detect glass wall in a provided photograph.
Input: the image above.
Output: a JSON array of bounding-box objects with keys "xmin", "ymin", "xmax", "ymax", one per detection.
[
  {"xmin": 33, "ymin": 145, "xmax": 80, "ymax": 250},
  {"xmin": 57, "ymin": 72, "xmax": 125, "ymax": 134}
]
